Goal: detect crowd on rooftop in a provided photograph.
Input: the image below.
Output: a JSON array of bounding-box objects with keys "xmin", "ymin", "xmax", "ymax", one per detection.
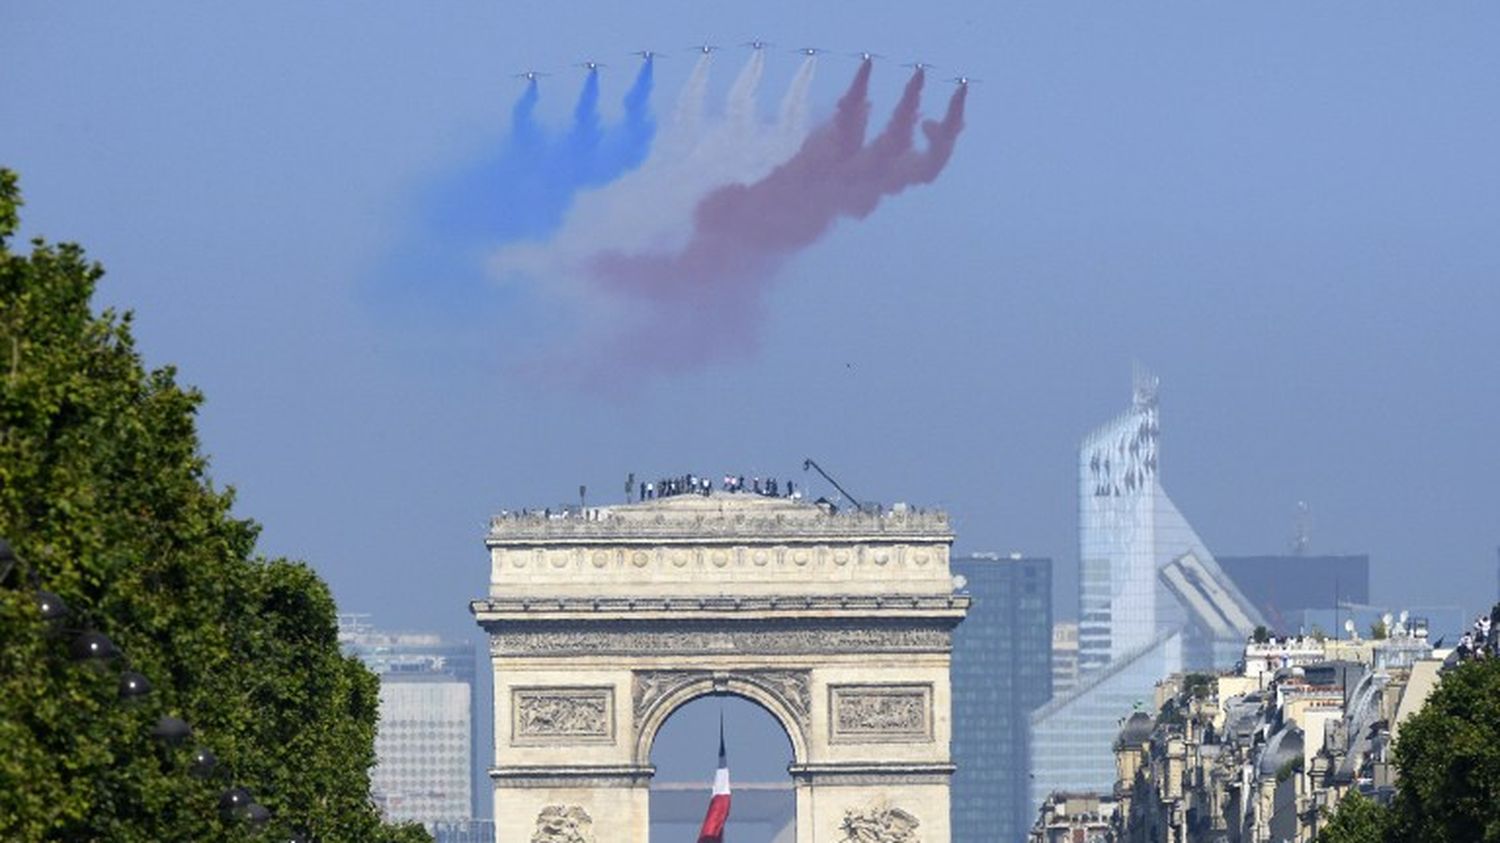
[
  {"xmin": 635, "ymin": 473, "xmax": 799, "ymax": 501},
  {"xmin": 1454, "ymin": 606, "xmax": 1498, "ymax": 662}
]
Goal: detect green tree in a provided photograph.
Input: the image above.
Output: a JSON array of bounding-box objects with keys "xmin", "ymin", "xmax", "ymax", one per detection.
[
  {"xmin": 1387, "ymin": 653, "xmax": 1500, "ymax": 842},
  {"xmin": 0, "ymin": 169, "xmax": 429, "ymax": 842},
  {"xmin": 1315, "ymin": 791, "xmax": 1390, "ymax": 843}
]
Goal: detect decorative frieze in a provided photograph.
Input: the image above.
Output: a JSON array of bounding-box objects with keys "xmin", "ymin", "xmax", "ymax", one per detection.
[
  {"xmin": 511, "ymin": 687, "xmax": 614, "ymax": 745},
  {"xmin": 829, "ymin": 684, "xmax": 933, "ymax": 743},
  {"xmin": 490, "ymin": 623, "xmax": 953, "ymax": 658}
]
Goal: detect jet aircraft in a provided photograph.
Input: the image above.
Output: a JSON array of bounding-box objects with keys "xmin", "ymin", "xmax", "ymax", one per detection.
[
  {"xmin": 902, "ymin": 61, "xmax": 936, "ymax": 71},
  {"xmin": 851, "ymin": 51, "xmax": 884, "ymax": 62},
  {"xmin": 513, "ymin": 70, "xmax": 549, "ymax": 81},
  {"xmin": 690, "ymin": 43, "xmax": 720, "ymax": 55},
  {"xmin": 631, "ymin": 50, "xmax": 661, "ymax": 60},
  {"xmin": 742, "ymin": 39, "xmax": 772, "ymax": 50},
  {"xmin": 794, "ymin": 46, "xmax": 826, "ymax": 57},
  {"xmin": 576, "ymin": 60, "xmax": 605, "ymax": 71}
]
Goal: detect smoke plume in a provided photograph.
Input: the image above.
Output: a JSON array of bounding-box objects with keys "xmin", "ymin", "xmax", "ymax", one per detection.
[
  {"xmin": 492, "ymin": 53, "xmax": 818, "ymax": 287},
  {"xmin": 586, "ymin": 63, "xmax": 966, "ymax": 372},
  {"xmin": 366, "ymin": 62, "xmax": 656, "ymax": 316}
]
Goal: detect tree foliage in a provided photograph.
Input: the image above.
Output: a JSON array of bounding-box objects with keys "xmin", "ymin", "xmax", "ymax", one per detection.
[
  {"xmin": 1315, "ymin": 651, "xmax": 1500, "ymax": 843},
  {"xmin": 0, "ymin": 169, "xmax": 429, "ymax": 842},
  {"xmin": 1388, "ymin": 653, "xmax": 1500, "ymax": 843},
  {"xmin": 1315, "ymin": 791, "xmax": 1389, "ymax": 843}
]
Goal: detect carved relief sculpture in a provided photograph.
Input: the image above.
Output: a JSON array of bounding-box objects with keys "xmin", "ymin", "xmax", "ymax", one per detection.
[
  {"xmin": 531, "ymin": 805, "xmax": 595, "ymax": 843},
  {"xmin": 839, "ymin": 800, "xmax": 922, "ymax": 843},
  {"xmin": 632, "ymin": 670, "xmax": 709, "ymax": 727},
  {"xmin": 632, "ymin": 669, "xmax": 812, "ymax": 734},
  {"xmin": 830, "ymin": 685, "xmax": 932, "ymax": 742},
  {"xmin": 745, "ymin": 669, "xmax": 812, "ymax": 727},
  {"xmin": 512, "ymin": 688, "xmax": 613, "ymax": 744}
]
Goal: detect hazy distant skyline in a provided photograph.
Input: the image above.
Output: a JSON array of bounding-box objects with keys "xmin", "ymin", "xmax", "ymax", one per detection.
[{"xmin": 5, "ymin": 1, "xmax": 1498, "ymax": 654}]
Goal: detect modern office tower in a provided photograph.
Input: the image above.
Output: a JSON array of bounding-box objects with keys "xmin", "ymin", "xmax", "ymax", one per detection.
[
  {"xmin": 950, "ymin": 553, "xmax": 1053, "ymax": 843},
  {"xmin": 1217, "ymin": 554, "xmax": 1370, "ymax": 631},
  {"xmin": 432, "ymin": 819, "xmax": 496, "ymax": 843},
  {"xmin": 1030, "ymin": 372, "xmax": 1263, "ymax": 818},
  {"xmin": 1051, "ymin": 622, "xmax": 1079, "ymax": 698},
  {"xmin": 339, "ymin": 615, "xmax": 478, "ymax": 829}
]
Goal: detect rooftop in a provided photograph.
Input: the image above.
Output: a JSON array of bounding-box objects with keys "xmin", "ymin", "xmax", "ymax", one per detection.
[{"xmin": 488, "ymin": 492, "xmax": 951, "ymax": 544}]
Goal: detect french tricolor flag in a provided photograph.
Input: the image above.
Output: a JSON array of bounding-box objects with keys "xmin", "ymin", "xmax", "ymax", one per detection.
[{"xmin": 696, "ymin": 719, "xmax": 732, "ymax": 843}]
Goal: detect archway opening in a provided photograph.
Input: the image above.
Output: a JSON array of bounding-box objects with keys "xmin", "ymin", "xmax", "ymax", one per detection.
[{"xmin": 649, "ymin": 694, "xmax": 796, "ymax": 843}]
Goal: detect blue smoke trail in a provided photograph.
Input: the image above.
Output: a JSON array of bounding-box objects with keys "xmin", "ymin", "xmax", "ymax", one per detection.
[
  {"xmin": 367, "ymin": 60, "xmax": 656, "ymax": 324},
  {"xmin": 594, "ymin": 58, "xmax": 655, "ymax": 184}
]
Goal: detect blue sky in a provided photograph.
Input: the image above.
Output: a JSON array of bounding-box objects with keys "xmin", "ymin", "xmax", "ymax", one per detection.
[{"xmin": 5, "ymin": 1, "xmax": 1500, "ymax": 823}]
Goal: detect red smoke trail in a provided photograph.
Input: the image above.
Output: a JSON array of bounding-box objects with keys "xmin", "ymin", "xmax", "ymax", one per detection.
[{"xmin": 587, "ymin": 62, "xmax": 966, "ymax": 373}]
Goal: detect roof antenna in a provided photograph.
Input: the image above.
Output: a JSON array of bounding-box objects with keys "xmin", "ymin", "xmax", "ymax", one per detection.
[
  {"xmin": 802, "ymin": 459, "xmax": 865, "ymax": 511},
  {"xmin": 1291, "ymin": 501, "xmax": 1312, "ymax": 556}
]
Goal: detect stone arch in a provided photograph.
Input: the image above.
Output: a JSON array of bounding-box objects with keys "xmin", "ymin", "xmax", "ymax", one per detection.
[
  {"xmin": 475, "ymin": 493, "xmax": 966, "ymax": 842},
  {"xmin": 634, "ymin": 671, "xmax": 811, "ymax": 768}
]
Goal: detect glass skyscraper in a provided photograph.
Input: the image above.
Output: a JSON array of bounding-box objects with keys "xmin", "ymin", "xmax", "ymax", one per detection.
[
  {"xmin": 950, "ymin": 553, "xmax": 1052, "ymax": 843},
  {"xmin": 339, "ymin": 615, "xmax": 480, "ymax": 830},
  {"xmin": 1030, "ymin": 372, "xmax": 1263, "ymax": 820}
]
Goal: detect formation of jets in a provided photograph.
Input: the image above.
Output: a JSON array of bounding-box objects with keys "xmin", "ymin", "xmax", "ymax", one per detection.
[{"xmin": 513, "ymin": 45, "xmax": 972, "ymax": 84}]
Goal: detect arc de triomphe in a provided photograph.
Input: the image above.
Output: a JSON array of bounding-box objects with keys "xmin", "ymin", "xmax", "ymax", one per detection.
[{"xmin": 471, "ymin": 492, "xmax": 968, "ymax": 842}]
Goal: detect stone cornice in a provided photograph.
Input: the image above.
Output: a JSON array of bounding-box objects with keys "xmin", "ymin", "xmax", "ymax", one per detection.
[
  {"xmin": 788, "ymin": 761, "xmax": 957, "ymax": 786},
  {"xmin": 471, "ymin": 594, "xmax": 970, "ymax": 623},
  {"xmin": 491, "ymin": 764, "xmax": 655, "ymax": 789}
]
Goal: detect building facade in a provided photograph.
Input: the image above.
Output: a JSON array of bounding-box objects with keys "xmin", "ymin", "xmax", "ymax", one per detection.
[
  {"xmin": 338, "ymin": 616, "xmax": 478, "ymax": 828},
  {"xmin": 1110, "ymin": 624, "xmax": 1442, "ymax": 843},
  {"xmin": 1217, "ymin": 554, "xmax": 1370, "ymax": 632},
  {"xmin": 950, "ymin": 553, "xmax": 1053, "ymax": 843},
  {"xmin": 1031, "ymin": 373, "xmax": 1264, "ymax": 819}
]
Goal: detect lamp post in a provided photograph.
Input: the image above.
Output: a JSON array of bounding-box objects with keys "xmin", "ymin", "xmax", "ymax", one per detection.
[{"xmin": 2, "ymin": 536, "xmax": 296, "ymax": 838}]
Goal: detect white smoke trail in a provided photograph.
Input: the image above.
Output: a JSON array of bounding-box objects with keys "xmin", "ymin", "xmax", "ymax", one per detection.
[
  {"xmin": 725, "ymin": 49, "xmax": 765, "ymax": 127},
  {"xmin": 666, "ymin": 53, "xmax": 712, "ymax": 153},
  {"xmin": 777, "ymin": 56, "xmax": 816, "ymax": 144},
  {"xmin": 490, "ymin": 54, "xmax": 818, "ymax": 295}
]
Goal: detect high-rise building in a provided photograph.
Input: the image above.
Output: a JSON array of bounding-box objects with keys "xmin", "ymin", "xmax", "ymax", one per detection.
[
  {"xmin": 339, "ymin": 615, "xmax": 478, "ymax": 829},
  {"xmin": 950, "ymin": 553, "xmax": 1053, "ymax": 843},
  {"xmin": 432, "ymin": 819, "xmax": 496, "ymax": 843},
  {"xmin": 1030, "ymin": 372, "xmax": 1263, "ymax": 818},
  {"xmin": 1050, "ymin": 622, "xmax": 1079, "ymax": 698},
  {"xmin": 1217, "ymin": 554, "xmax": 1370, "ymax": 632}
]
